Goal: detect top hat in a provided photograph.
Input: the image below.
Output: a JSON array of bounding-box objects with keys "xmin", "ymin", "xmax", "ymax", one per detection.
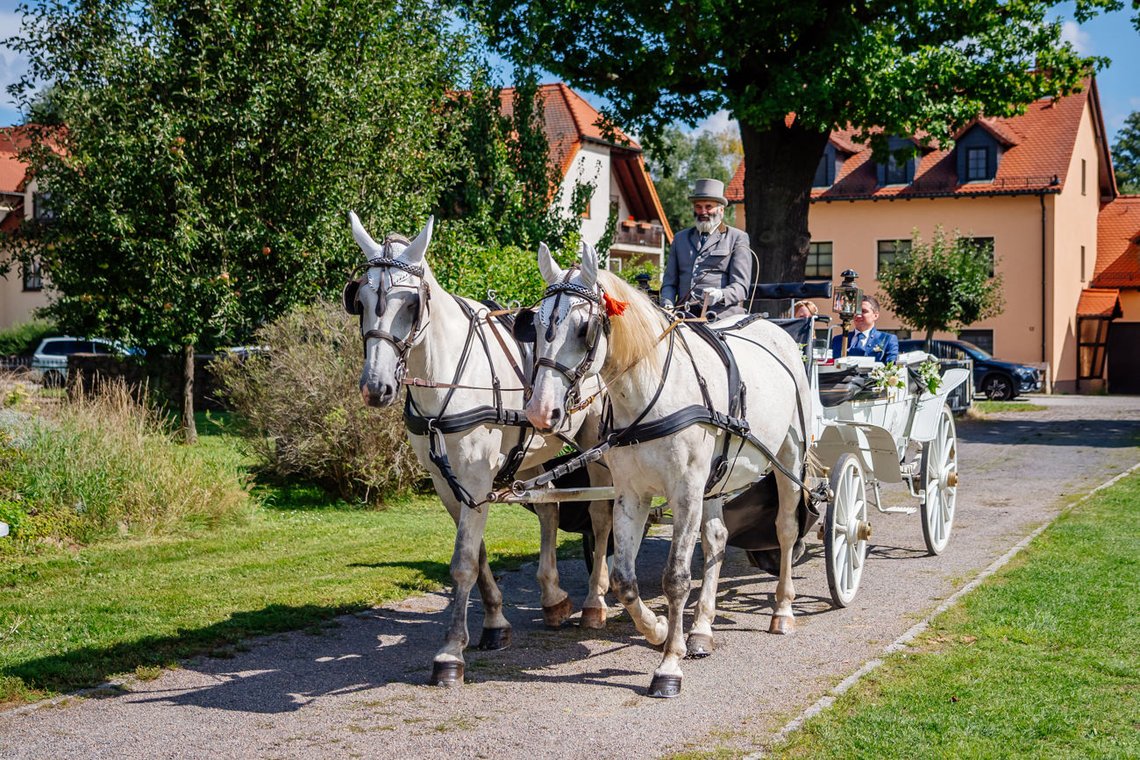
[{"xmin": 688, "ymin": 178, "xmax": 727, "ymax": 206}]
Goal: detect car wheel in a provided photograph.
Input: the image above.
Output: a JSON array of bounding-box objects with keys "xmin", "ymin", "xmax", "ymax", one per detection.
[{"xmin": 981, "ymin": 373, "xmax": 1014, "ymax": 401}]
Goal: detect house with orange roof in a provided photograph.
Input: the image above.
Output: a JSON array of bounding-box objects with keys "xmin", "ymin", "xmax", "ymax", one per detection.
[
  {"xmin": 1090, "ymin": 196, "xmax": 1140, "ymax": 393},
  {"xmin": 0, "ymin": 127, "xmax": 47, "ymax": 332},
  {"xmin": 726, "ymin": 78, "xmax": 1127, "ymax": 393},
  {"xmin": 501, "ymin": 83, "xmax": 673, "ymax": 272}
]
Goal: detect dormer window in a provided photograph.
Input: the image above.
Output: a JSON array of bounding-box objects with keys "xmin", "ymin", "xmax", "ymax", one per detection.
[
  {"xmin": 876, "ymin": 137, "xmax": 916, "ymax": 186},
  {"xmin": 813, "ymin": 143, "xmax": 841, "ymax": 187},
  {"xmin": 965, "ymin": 147, "xmax": 990, "ymax": 181},
  {"xmin": 955, "ymin": 124, "xmax": 1003, "ymax": 183}
]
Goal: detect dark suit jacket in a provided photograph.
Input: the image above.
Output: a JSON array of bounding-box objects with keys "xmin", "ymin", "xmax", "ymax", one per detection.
[
  {"xmin": 830, "ymin": 328, "xmax": 899, "ymax": 364},
  {"xmin": 660, "ymin": 224, "xmax": 752, "ymax": 317}
]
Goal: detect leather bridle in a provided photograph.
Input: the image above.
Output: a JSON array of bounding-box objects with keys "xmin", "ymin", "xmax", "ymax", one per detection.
[
  {"xmin": 342, "ymin": 250, "xmax": 431, "ymax": 381},
  {"xmin": 518, "ymin": 274, "xmax": 609, "ymax": 410}
]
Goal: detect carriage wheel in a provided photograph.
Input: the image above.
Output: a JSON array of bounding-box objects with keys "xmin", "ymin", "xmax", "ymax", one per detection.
[
  {"xmin": 824, "ymin": 453, "xmax": 870, "ymax": 608},
  {"xmin": 920, "ymin": 404, "xmax": 958, "ymax": 555}
]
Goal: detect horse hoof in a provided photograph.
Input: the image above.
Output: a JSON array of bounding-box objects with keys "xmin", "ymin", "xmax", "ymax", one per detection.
[
  {"xmin": 579, "ymin": 606, "xmax": 607, "ymax": 630},
  {"xmin": 429, "ymin": 660, "xmax": 464, "ymax": 687},
  {"xmin": 647, "ymin": 674, "xmax": 682, "ymax": 698},
  {"xmin": 685, "ymin": 632, "xmax": 714, "ymax": 658},
  {"xmin": 542, "ymin": 597, "xmax": 574, "ymax": 629},
  {"xmin": 477, "ymin": 626, "xmax": 512, "ymax": 650},
  {"xmin": 768, "ymin": 615, "xmax": 795, "ymax": 635}
]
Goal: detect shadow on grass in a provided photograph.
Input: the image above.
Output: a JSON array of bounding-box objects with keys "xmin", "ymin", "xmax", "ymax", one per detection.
[{"xmin": 3, "ymin": 603, "xmax": 368, "ymax": 697}]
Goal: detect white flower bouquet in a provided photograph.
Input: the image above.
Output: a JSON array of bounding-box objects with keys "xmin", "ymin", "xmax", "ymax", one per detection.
[
  {"xmin": 869, "ymin": 362, "xmax": 905, "ymax": 396},
  {"xmin": 915, "ymin": 358, "xmax": 943, "ymax": 395}
]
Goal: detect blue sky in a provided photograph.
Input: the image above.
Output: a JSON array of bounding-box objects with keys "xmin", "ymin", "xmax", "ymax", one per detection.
[{"xmin": 0, "ymin": 2, "xmax": 1135, "ymax": 145}]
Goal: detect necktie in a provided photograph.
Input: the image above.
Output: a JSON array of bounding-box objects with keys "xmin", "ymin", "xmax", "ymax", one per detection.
[
  {"xmin": 850, "ymin": 332, "xmax": 864, "ymax": 352},
  {"xmin": 699, "ymin": 232, "xmax": 708, "ymax": 249}
]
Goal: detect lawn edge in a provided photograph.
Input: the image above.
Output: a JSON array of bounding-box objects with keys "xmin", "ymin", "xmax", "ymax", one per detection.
[{"xmin": 751, "ymin": 459, "xmax": 1140, "ymax": 757}]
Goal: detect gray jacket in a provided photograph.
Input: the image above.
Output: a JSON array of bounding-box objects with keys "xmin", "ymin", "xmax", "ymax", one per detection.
[{"xmin": 661, "ymin": 224, "xmax": 753, "ymax": 317}]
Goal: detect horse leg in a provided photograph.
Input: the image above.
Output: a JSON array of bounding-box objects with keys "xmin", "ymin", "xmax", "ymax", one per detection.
[
  {"xmin": 686, "ymin": 495, "xmax": 727, "ymax": 658},
  {"xmin": 580, "ymin": 492, "xmax": 612, "ymax": 630},
  {"xmin": 769, "ymin": 441, "xmax": 803, "ymax": 635},
  {"xmin": 649, "ymin": 480, "xmax": 704, "ymax": 698},
  {"xmin": 533, "ymin": 503, "xmax": 573, "ymax": 628},
  {"xmin": 429, "ymin": 478, "xmax": 508, "ymax": 687},
  {"xmin": 609, "ymin": 489, "xmax": 667, "ymax": 646}
]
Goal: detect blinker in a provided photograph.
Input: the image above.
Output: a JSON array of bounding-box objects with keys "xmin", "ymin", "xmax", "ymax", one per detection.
[
  {"xmin": 512, "ymin": 308, "xmax": 537, "ymax": 343},
  {"xmin": 342, "ymin": 279, "xmax": 363, "ymax": 316}
]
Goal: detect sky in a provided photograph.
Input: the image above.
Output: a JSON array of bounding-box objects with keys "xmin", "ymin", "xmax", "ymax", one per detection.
[{"xmin": 0, "ymin": 2, "xmax": 1135, "ymax": 146}]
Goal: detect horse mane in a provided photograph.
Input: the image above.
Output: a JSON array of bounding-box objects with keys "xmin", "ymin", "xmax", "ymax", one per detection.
[{"xmin": 597, "ymin": 270, "xmax": 667, "ymax": 385}]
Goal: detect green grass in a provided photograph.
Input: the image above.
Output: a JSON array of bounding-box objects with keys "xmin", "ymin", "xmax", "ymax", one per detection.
[
  {"xmin": 0, "ymin": 410, "xmax": 582, "ymax": 706},
  {"xmin": 771, "ymin": 471, "xmax": 1140, "ymax": 758},
  {"xmin": 973, "ymin": 400, "xmax": 1048, "ymax": 414}
]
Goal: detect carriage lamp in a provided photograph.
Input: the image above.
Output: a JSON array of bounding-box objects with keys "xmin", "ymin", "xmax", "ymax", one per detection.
[{"xmin": 833, "ymin": 269, "xmax": 863, "ymax": 358}]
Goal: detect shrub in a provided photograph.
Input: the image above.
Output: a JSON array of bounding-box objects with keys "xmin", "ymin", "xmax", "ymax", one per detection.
[
  {"xmin": 0, "ymin": 319, "xmax": 56, "ymax": 356},
  {"xmin": 0, "ymin": 379, "xmax": 252, "ymax": 551},
  {"xmin": 211, "ymin": 300, "xmax": 423, "ymax": 504}
]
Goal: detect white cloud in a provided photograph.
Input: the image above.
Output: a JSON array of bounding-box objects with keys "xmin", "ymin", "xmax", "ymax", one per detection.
[
  {"xmin": 1061, "ymin": 20, "xmax": 1092, "ymax": 55},
  {"xmin": 692, "ymin": 110, "xmax": 739, "ymax": 137}
]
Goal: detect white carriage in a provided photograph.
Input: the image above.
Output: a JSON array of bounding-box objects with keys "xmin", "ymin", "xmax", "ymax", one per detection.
[{"xmin": 808, "ymin": 347, "xmax": 968, "ymax": 606}]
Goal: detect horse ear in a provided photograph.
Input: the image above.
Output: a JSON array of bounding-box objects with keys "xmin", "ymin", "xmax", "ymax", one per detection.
[
  {"xmin": 537, "ymin": 242, "xmax": 563, "ymax": 285},
  {"xmin": 579, "ymin": 241, "xmax": 598, "ymax": 290},
  {"xmin": 400, "ymin": 215, "xmax": 434, "ymax": 265},
  {"xmin": 348, "ymin": 211, "xmax": 382, "ymax": 259}
]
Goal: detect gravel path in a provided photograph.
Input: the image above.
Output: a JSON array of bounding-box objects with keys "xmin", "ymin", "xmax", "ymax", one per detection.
[{"xmin": 3, "ymin": 395, "xmax": 1139, "ymax": 759}]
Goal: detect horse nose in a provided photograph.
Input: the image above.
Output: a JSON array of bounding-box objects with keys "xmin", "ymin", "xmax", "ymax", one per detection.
[
  {"xmin": 525, "ymin": 403, "xmax": 555, "ymax": 434},
  {"xmin": 548, "ymin": 407, "xmax": 563, "ymax": 429},
  {"xmin": 361, "ymin": 382, "xmax": 396, "ymax": 407}
]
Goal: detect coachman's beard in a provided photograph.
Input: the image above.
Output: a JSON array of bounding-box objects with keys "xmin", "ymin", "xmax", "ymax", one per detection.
[{"xmin": 694, "ymin": 208, "xmax": 724, "ymax": 234}]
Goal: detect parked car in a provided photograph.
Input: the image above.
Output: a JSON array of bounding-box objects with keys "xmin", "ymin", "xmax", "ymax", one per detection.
[
  {"xmin": 31, "ymin": 336, "xmax": 140, "ymax": 387},
  {"xmin": 898, "ymin": 338, "xmax": 1042, "ymax": 400}
]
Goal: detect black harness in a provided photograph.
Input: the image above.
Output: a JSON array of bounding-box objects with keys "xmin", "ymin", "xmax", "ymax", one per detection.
[
  {"xmin": 343, "ymin": 254, "xmax": 536, "ymax": 511},
  {"xmin": 513, "ymin": 302, "xmax": 812, "ymax": 498}
]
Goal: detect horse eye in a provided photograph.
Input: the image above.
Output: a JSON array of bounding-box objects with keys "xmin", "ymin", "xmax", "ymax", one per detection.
[{"xmin": 577, "ymin": 322, "xmax": 589, "ymax": 339}]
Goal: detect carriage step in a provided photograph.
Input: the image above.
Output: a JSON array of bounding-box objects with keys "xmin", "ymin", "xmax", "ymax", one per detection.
[{"xmin": 876, "ymin": 506, "xmax": 917, "ymax": 515}]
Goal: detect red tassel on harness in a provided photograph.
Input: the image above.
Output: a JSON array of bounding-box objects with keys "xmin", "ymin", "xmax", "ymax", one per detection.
[{"xmin": 603, "ymin": 292, "xmax": 629, "ymax": 317}]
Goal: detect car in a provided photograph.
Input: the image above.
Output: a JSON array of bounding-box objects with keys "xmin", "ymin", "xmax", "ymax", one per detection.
[
  {"xmin": 31, "ymin": 336, "xmax": 141, "ymax": 387},
  {"xmin": 897, "ymin": 338, "xmax": 1042, "ymax": 400}
]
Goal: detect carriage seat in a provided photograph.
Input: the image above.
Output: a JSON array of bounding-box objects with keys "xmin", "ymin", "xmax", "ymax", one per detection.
[{"xmin": 816, "ymin": 365, "xmax": 871, "ymax": 407}]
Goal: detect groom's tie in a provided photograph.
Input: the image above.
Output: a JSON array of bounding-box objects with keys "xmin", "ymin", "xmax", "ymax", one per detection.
[{"xmin": 850, "ymin": 332, "xmax": 864, "ymax": 352}]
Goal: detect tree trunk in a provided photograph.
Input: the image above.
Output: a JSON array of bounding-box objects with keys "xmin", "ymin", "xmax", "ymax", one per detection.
[
  {"xmin": 924, "ymin": 327, "xmax": 936, "ymax": 352},
  {"xmin": 182, "ymin": 343, "xmax": 198, "ymax": 444},
  {"xmin": 739, "ymin": 119, "xmax": 831, "ymax": 284}
]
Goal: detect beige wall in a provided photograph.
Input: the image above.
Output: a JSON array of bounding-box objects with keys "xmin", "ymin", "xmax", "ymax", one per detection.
[
  {"xmin": 0, "ymin": 180, "xmax": 50, "ymax": 333},
  {"xmin": 805, "ymin": 193, "xmax": 1047, "ymax": 365},
  {"xmin": 1047, "ymin": 103, "xmax": 1105, "ymax": 391},
  {"xmin": 1119, "ymin": 290, "xmax": 1140, "ymax": 322}
]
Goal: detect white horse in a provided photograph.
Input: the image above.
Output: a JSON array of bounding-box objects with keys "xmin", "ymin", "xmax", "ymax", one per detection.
[
  {"xmin": 345, "ymin": 213, "xmax": 612, "ymax": 688},
  {"xmin": 523, "ymin": 244, "xmax": 815, "ymax": 697}
]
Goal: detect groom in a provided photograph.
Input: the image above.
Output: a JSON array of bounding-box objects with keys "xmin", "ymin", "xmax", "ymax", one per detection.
[{"xmin": 830, "ymin": 295, "xmax": 899, "ymax": 364}]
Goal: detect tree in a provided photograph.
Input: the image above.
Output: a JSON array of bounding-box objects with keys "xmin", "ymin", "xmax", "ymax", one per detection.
[
  {"xmin": 464, "ymin": 0, "xmax": 1125, "ymax": 283},
  {"xmin": 1113, "ymin": 111, "xmax": 1140, "ymax": 194},
  {"xmin": 878, "ymin": 228, "xmax": 1004, "ymax": 347},
  {"xmin": 644, "ymin": 125, "xmax": 742, "ymax": 233},
  {"xmin": 5, "ymin": 0, "xmax": 466, "ymax": 441}
]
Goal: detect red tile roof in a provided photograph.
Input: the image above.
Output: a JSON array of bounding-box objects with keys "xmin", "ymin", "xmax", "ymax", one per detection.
[
  {"xmin": 500, "ymin": 83, "xmax": 639, "ymax": 178},
  {"xmin": 726, "ymin": 83, "xmax": 1101, "ymax": 204},
  {"xmin": 0, "ymin": 127, "xmax": 32, "ymax": 193},
  {"xmin": 499, "ymin": 84, "xmax": 671, "ymax": 239},
  {"xmin": 1093, "ymin": 196, "xmax": 1140, "ymax": 289},
  {"xmin": 1076, "ymin": 288, "xmax": 1123, "ymax": 318}
]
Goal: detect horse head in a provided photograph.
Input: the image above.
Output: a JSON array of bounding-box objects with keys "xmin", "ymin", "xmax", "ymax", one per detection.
[
  {"xmin": 523, "ymin": 241, "xmax": 610, "ymax": 433},
  {"xmin": 344, "ymin": 211, "xmax": 434, "ymax": 407}
]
